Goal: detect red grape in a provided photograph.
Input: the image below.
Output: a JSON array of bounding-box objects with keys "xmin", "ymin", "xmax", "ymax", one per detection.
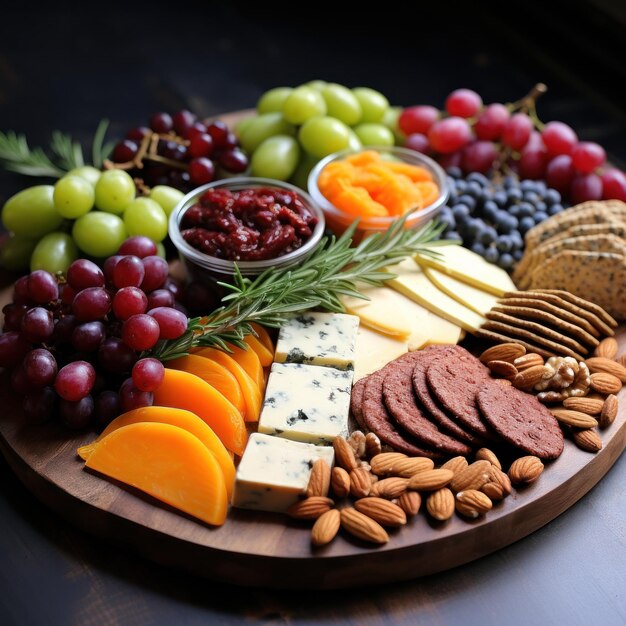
[
  {"xmin": 501, "ymin": 113, "xmax": 533, "ymax": 150},
  {"xmin": 52, "ymin": 314, "xmax": 77, "ymax": 345},
  {"xmin": 428, "ymin": 117, "xmax": 472, "ymax": 154},
  {"xmin": 55, "ymin": 361, "xmax": 96, "ymax": 401},
  {"xmin": 2, "ymin": 303, "xmax": 28, "ymax": 332},
  {"xmin": 94, "ymin": 390, "xmax": 121, "ymax": 426},
  {"xmin": 398, "ymin": 105, "xmax": 439, "ymax": 135},
  {"xmin": 27, "ymin": 270, "xmax": 59, "ymax": 303},
  {"xmin": 118, "ymin": 236, "xmax": 158, "ymax": 258},
  {"xmin": 122, "ymin": 314, "xmax": 161, "ymax": 350},
  {"xmin": 150, "ymin": 112, "xmax": 173, "ymax": 133},
  {"xmin": 140, "ymin": 256, "xmax": 169, "ymax": 292},
  {"xmin": 545, "ymin": 154, "xmax": 576, "ymax": 194},
  {"xmin": 188, "ymin": 133, "xmax": 215, "ymax": 158},
  {"xmin": 570, "ymin": 173, "xmax": 603, "ymax": 203},
  {"xmin": 206, "ymin": 121, "xmax": 229, "ymax": 149},
  {"xmin": 119, "ymin": 377, "xmax": 154, "ymax": 412},
  {"xmin": 112, "ymin": 140, "xmax": 139, "ymax": 163},
  {"xmin": 186, "ymin": 122, "xmax": 208, "ymax": 140},
  {"xmin": 541, "ymin": 121, "xmax": 578, "ymax": 156},
  {"xmin": 71, "ymin": 321, "xmax": 106, "ymax": 352},
  {"xmin": 112, "ymin": 286, "xmax": 148, "ymax": 320},
  {"xmin": 518, "ymin": 147, "xmax": 549, "ymax": 180},
  {"xmin": 173, "ymin": 109, "xmax": 196, "ymax": 136},
  {"xmin": 148, "ymin": 307, "xmax": 188, "ymax": 340},
  {"xmin": 147, "ymin": 289, "xmax": 175, "ymax": 309},
  {"xmin": 189, "ymin": 157, "xmax": 215, "ymax": 185},
  {"xmin": 445, "ymin": 89, "xmax": 482, "ymax": 118},
  {"xmin": 474, "ymin": 103, "xmax": 510, "ymax": 140},
  {"xmin": 219, "ymin": 149, "xmax": 249, "ymax": 173},
  {"xmin": 571, "ymin": 142, "xmax": 606, "ymax": 174},
  {"xmin": 461, "ymin": 141, "xmax": 498, "ymax": 174},
  {"xmin": 20, "ymin": 307, "xmax": 54, "ymax": 342},
  {"xmin": 60, "ymin": 396, "xmax": 95, "ymax": 429},
  {"xmin": 438, "ymin": 151, "xmax": 463, "ymax": 170},
  {"xmin": 126, "ymin": 126, "xmax": 150, "ymax": 142},
  {"xmin": 23, "ymin": 387, "xmax": 57, "ymax": 425},
  {"xmin": 24, "ymin": 348, "xmax": 58, "ymax": 387},
  {"xmin": 98, "ymin": 336, "xmax": 137, "ymax": 373},
  {"xmin": 404, "ymin": 133, "xmax": 431, "ymax": 154},
  {"xmin": 103, "ymin": 255, "xmax": 123, "ymax": 285},
  {"xmin": 67, "ymin": 259, "xmax": 105, "ymax": 291},
  {"xmin": 60, "ymin": 284, "xmax": 77, "ymax": 307},
  {"xmin": 132, "ymin": 358, "xmax": 165, "ymax": 392},
  {"xmin": 601, "ymin": 169, "xmax": 626, "ymax": 201},
  {"xmin": 72, "ymin": 287, "xmax": 111, "ymax": 321},
  {"xmin": 13, "ymin": 276, "xmax": 31, "ymax": 305},
  {"xmin": 164, "ymin": 277, "xmax": 183, "ymax": 302},
  {"xmin": 113, "ymin": 255, "xmax": 145, "ymax": 289}
]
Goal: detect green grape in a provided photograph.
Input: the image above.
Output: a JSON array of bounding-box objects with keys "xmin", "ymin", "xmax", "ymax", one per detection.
[
  {"xmin": 53, "ymin": 175, "xmax": 95, "ymax": 219},
  {"xmin": 149, "ymin": 185, "xmax": 184, "ymax": 217},
  {"xmin": 240, "ymin": 113, "xmax": 296, "ymax": 153},
  {"xmin": 347, "ymin": 129, "xmax": 363, "ymax": 151},
  {"xmin": 352, "ymin": 87, "xmax": 389, "ymax": 123},
  {"xmin": 250, "ymin": 135, "xmax": 300, "ymax": 181},
  {"xmin": 72, "ymin": 212, "xmax": 127, "ymax": 257},
  {"xmin": 67, "ymin": 165, "xmax": 102, "ymax": 186},
  {"xmin": 299, "ymin": 116, "xmax": 351, "ymax": 159},
  {"xmin": 30, "ymin": 232, "xmax": 78, "ymax": 274},
  {"xmin": 94, "ymin": 169, "xmax": 136, "ymax": 214},
  {"xmin": 282, "ymin": 86, "xmax": 327, "ymax": 125},
  {"xmin": 353, "ymin": 123, "xmax": 395, "ymax": 147},
  {"xmin": 304, "ymin": 80, "xmax": 328, "ymax": 92},
  {"xmin": 0, "ymin": 235, "xmax": 37, "ymax": 271},
  {"xmin": 2, "ymin": 185, "xmax": 62, "ymax": 239},
  {"xmin": 156, "ymin": 242, "xmax": 167, "ymax": 259},
  {"xmin": 257, "ymin": 87, "xmax": 293, "ymax": 114},
  {"xmin": 290, "ymin": 153, "xmax": 320, "ymax": 190},
  {"xmin": 383, "ymin": 106, "xmax": 405, "ymax": 143},
  {"xmin": 123, "ymin": 197, "xmax": 168, "ymax": 242},
  {"xmin": 321, "ymin": 83, "xmax": 362, "ymax": 126},
  {"xmin": 235, "ymin": 116, "xmax": 254, "ymax": 137}
]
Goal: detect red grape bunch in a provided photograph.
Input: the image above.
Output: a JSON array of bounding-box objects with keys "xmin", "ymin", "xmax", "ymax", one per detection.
[
  {"xmin": 399, "ymin": 84, "xmax": 626, "ymax": 204},
  {"xmin": 0, "ymin": 236, "xmax": 188, "ymax": 430}
]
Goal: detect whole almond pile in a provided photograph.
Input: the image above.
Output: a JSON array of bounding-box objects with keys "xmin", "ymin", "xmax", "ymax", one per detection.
[
  {"xmin": 287, "ymin": 433, "xmax": 544, "ymax": 547},
  {"xmin": 480, "ymin": 338, "xmax": 623, "ymax": 453}
]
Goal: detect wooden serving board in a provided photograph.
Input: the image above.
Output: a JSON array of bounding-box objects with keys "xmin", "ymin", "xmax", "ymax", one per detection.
[{"xmin": 1, "ymin": 329, "xmax": 625, "ymax": 589}]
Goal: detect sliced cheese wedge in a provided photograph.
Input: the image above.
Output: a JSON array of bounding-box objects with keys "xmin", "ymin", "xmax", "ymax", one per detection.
[
  {"xmin": 353, "ymin": 326, "xmax": 408, "ymax": 381},
  {"xmin": 420, "ymin": 309, "xmax": 464, "ymax": 347},
  {"xmin": 415, "ymin": 245, "xmax": 516, "ymax": 296},
  {"xmin": 387, "ymin": 258, "xmax": 486, "ymax": 333},
  {"xmin": 423, "ymin": 266, "xmax": 499, "ymax": 316}
]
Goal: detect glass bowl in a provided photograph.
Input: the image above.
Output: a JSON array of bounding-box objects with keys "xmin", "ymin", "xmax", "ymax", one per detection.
[
  {"xmin": 168, "ymin": 177, "xmax": 326, "ymax": 300},
  {"xmin": 307, "ymin": 146, "xmax": 449, "ymax": 241}
]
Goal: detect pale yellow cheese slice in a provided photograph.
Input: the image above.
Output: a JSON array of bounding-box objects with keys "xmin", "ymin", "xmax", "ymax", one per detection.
[
  {"xmin": 415, "ymin": 245, "xmax": 516, "ymax": 296},
  {"xmin": 420, "ymin": 309, "xmax": 464, "ymax": 347},
  {"xmin": 422, "ymin": 266, "xmax": 499, "ymax": 316},
  {"xmin": 353, "ymin": 326, "xmax": 408, "ymax": 381},
  {"xmin": 387, "ymin": 258, "xmax": 486, "ymax": 333}
]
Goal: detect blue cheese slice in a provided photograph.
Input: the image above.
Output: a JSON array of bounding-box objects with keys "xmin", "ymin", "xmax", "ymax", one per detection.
[
  {"xmin": 274, "ymin": 312, "xmax": 359, "ymax": 370},
  {"xmin": 232, "ymin": 433, "xmax": 335, "ymax": 512},
  {"xmin": 258, "ymin": 362, "xmax": 353, "ymax": 444}
]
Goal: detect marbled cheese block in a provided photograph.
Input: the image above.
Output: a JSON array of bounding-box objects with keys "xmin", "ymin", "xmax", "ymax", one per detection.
[
  {"xmin": 258, "ymin": 362, "xmax": 353, "ymax": 444},
  {"xmin": 231, "ymin": 433, "xmax": 335, "ymax": 512},
  {"xmin": 274, "ymin": 312, "xmax": 359, "ymax": 370}
]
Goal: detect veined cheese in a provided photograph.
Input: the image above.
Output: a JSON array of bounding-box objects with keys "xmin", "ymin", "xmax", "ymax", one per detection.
[
  {"xmin": 353, "ymin": 326, "xmax": 408, "ymax": 381},
  {"xmin": 415, "ymin": 245, "xmax": 516, "ymax": 296},
  {"xmin": 274, "ymin": 312, "xmax": 359, "ymax": 370},
  {"xmin": 387, "ymin": 258, "xmax": 486, "ymax": 333},
  {"xmin": 258, "ymin": 363, "xmax": 353, "ymax": 444},
  {"xmin": 231, "ymin": 433, "xmax": 335, "ymax": 512},
  {"xmin": 423, "ymin": 266, "xmax": 499, "ymax": 316}
]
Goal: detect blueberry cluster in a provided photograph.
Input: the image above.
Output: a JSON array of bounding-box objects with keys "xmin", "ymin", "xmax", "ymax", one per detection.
[{"xmin": 438, "ymin": 168, "xmax": 566, "ymax": 271}]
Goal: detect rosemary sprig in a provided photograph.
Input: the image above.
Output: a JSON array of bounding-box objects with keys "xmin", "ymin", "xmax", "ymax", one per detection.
[{"xmin": 148, "ymin": 216, "xmax": 453, "ymax": 362}]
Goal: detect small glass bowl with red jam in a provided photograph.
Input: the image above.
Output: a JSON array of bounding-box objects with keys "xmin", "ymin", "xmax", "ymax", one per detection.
[{"xmin": 169, "ymin": 177, "xmax": 326, "ymax": 295}]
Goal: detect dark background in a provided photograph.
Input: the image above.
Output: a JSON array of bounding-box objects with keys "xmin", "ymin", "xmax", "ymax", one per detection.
[{"xmin": 1, "ymin": 2, "xmax": 626, "ymax": 624}]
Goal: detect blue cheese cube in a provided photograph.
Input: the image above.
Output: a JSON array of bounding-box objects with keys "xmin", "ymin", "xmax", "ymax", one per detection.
[
  {"xmin": 274, "ymin": 312, "xmax": 359, "ymax": 370},
  {"xmin": 258, "ymin": 362, "xmax": 353, "ymax": 444},
  {"xmin": 231, "ymin": 433, "xmax": 335, "ymax": 512}
]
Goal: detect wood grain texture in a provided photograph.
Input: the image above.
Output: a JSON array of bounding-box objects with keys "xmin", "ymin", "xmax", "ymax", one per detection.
[{"xmin": 1, "ymin": 330, "xmax": 625, "ymax": 589}]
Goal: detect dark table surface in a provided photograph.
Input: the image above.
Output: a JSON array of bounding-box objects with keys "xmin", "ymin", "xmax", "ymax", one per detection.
[{"xmin": 1, "ymin": 2, "xmax": 626, "ymax": 624}]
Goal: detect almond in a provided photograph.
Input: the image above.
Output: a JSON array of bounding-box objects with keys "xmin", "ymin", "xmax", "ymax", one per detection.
[
  {"xmin": 562, "ymin": 396, "xmax": 605, "ymax": 415},
  {"xmin": 495, "ymin": 378, "xmax": 513, "ymax": 386},
  {"xmin": 549, "ymin": 408, "xmax": 598, "ymax": 429},
  {"xmin": 513, "ymin": 364, "xmax": 549, "ymax": 389},
  {"xmin": 619, "ymin": 353, "xmax": 626, "ymax": 368},
  {"xmin": 481, "ymin": 481, "xmax": 505, "ymax": 501},
  {"xmin": 440, "ymin": 455, "xmax": 468, "ymax": 474},
  {"xmin": 346, "ymin": 430, "xmax": 367, "ymax": 459},
  {"xmin": 450, "ymin": 460, "xmax": 492, "ymax": 492},
  {"xmin": 340, "ymin": 507, "xmax": 389, "ymax": 544},
  {"xmin": 311, "ymin": 509, "xmax": 341, "ymax": 546},
  {"xmin": 513, "ymin": 353, "xmax": 545, "ymax": 371},
  {"xmin": 331, "ymin": 467, "xmax": 351, "ymax": 498},
  {"xmin": 370, "ymin": 452, "xmax": 408, "ymax": 475},
  {"xmin": 572, "ymin": 428, "xmax": 602, "ymax": 453},
  {"xmin": 479, "ymin": 343, "xmax": 526, "ymax": 364},
  {"xmin": 593, "ymin": 337, "xmax": 618, "ymax": 360},
  {"xmin": 426, "ymin": 487, "xmax": 455, "ymax": 521},
  {"xmin": 456, "ymin": 489, "xmax": 493, "ymax": 518},
  {"xmin": 333, "ymin": 436, "xmax": 358, "ymax": 471},
  {"xmin": 599, "ymin": 394, "xmax": 618, "ymax": 429},
  {"xmin": 354, "ymin": 497, "xmax": 407, "ymax": 527},
  {"xmin": 585, "ymin": 357, "xmax": 626, "ymax": 383},
  {"xmin": 488, "ymin": 465, "xmax": 512, "ymax": 496},
  {"xmin": 306, "ymin": 459, "xmax": 331, "ymax": 497},
  {"xmin": 407, "ymin": 468, "xmax": 454, "ymax": 491},
  {"xmin": 349, "ymin": 467, "xmax": 371, "ymax": 498},
  {"xmin": 287, "ymin": 496, "xmax": 334, "ymax": 520},
  {"xmin": 508, "ymin": 456, "xmax": 544, "ymax": 485},
  {"xmin": 365, "ymin": 432, "xmax": 382, "ymax": 458},
  {"xmin": 369, "ymin": 476, "xmax": 409, "ymax": 499},
  {"xmin": 475, "ymin": 447, "xmax": 502, "ymax": 470},
  {"xmin": 590, "ymin": 372, "xmax": 622, "ymax": 395},
  {"xmin": 387, "ymin": 456, "xmax": 434, "ymax": 478},
  {"xmin": 487, "ymin": 360, "xmax": 518, "ymax": 379},
  {"xmin": 397, "ymin": 491, "xmax": 421, "ymax": 517}
]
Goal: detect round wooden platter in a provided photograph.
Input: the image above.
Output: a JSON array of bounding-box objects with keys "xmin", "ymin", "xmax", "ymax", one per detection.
[{"xmin": 1, "ymin": 326, "xmax": 625, "ymax": 590}]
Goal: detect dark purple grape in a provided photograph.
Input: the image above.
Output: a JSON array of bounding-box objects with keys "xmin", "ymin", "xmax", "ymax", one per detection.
[
  {"xmin": 27, "ymin": 270, "xmax": 59, "ymax": 303},
  {"xmin": 20, "ymin": 307, "xmax": 54, "ymax": 342},
  {"xmin": 0, "ymin": 331, "xmax": 32, "ymax": 367},
  {"xmin": 119, "ymin": 377, "xmax": 153, "ymax": 412},
  {"xmin": 2, "ymin": 303, "xmax": 29, "ymax": 331},
  {"xmin": 146, "ymin": 289, "xmax": 174, "ymax": 309},
  {"xmin": 71, "ymin": 321, "xmax": 106, "ymax": 352},
  {"xmin": 94, "ymin": 390, "xmax": 121, "ymax": 426},
  {"xmin": 23, "ymin": 387, "xmax": 57, "ymax": 424},
  {"xmin": 60, "ymin": 396, "xmax": 95, "ymax": 429},
  {"xmin": 11, "ymin": 366, "xmax": 31, "ymax": 395},
  {"xmin": 13, "ymin": 276, "xmax": 32, "ymax": 305},
  {"xmin": 23, "ymin": 348, "xmax": 58, "ymax": 387},
  {"xmin": 98, "ymin": 337, "xmax": 137, "ymax": 373},
  {"xmin": 52, "ymin": 314, "xmax": 78, "ymax": 345}
]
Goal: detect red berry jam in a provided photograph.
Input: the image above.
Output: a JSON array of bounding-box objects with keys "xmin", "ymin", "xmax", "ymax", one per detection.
[{"xmin": 180, "ymin": 187, "xmax": 318, "ymax": 261}]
